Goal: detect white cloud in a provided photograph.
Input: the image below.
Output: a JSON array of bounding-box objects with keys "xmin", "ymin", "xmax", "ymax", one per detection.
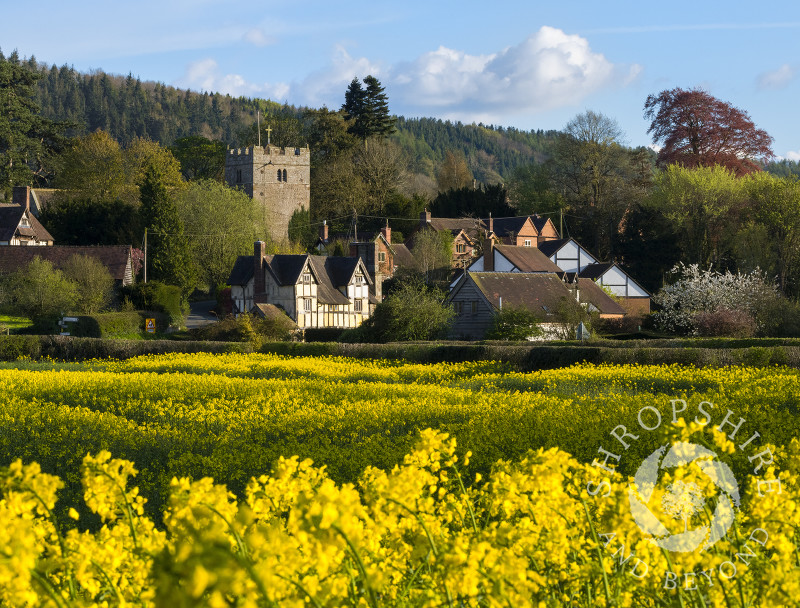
[
  {"xmin": 758, "ymin": 64, "xmax": 796, "ymax": 90},
  {"xmin": 392, "ymin": 26, "xmax": 640, "ymax": 121},
  {"xmin": 786, "ymin": 150, "xmax": 800, "ymax": 162},
  {"xmin": 175, "ymin": 58, "xmax": 289, "ymax": 99},
  {"xmin": 174, "ymin": 27, "xmax": 638, "ymax": 121},
  {"xmin": 243, "ymin": 28, "xmax": 275, "ymax": 47}
]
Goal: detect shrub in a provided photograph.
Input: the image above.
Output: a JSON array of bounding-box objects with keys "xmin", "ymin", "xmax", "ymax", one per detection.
[
  {"xmin": 7, "ymin": 258, "xmax": 78, "ymax": 328},
  {"xmin": 485, "ymin": 306, "xmax": 543, "ymax": 341},
  {"xmin": 189, "ymin": 313, "xmax": 295, "ymax": 345},
  {"xmin": 61, "ymin": 254, "xmax": 115, "ymax": 314},
  {"xmin": 693, "ymin": 307, "xmax": 756, "ymax": 337},
  {"xmin": 119, "ymin": 281, "xmax": 186, "ymax": 325}
]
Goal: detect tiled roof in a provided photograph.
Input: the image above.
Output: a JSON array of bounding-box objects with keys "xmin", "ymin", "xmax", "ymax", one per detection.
[
  {"xmin": 467, "ymin": 272, "xmax": 574, "ymax": 316},
  {"xmin": 0, "ymin": 245, "xmax": 132, "ymax": 281},
  {"xmin": 572, "ymin": 277, "xmax": 627, "ymax": 316},
  {"xmin": 392, "ymin": 243, "xmax": 415, "ymax": 267},
  {"xmin": 485, "ymin": 216, "xmax": 529, "ymax": 238},
  {"xmin": 577, "ymin": 262, "xmax": 615, "ymax": 280},
  {"xmin": 428, "ymin": 217, "xmax": 486, "ymax": 234},
  {"xmin": 494, "ymin": 244, "xmax": 563, "ymax": 273}
]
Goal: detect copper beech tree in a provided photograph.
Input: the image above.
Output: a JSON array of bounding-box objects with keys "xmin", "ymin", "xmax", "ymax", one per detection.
[{"xmin": 644, "ymin": 87, "xmax": 774, "ymax": 175}]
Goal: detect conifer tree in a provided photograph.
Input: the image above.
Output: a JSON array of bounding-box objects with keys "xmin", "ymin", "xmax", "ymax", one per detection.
[{"xmin": 140, "ymin": 164, "xmax": 195, "ymax": 292}]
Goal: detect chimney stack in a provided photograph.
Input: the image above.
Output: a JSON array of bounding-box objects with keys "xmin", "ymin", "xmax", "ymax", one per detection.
[
  {"xmin": 484, "ymin": 238, "xmax": 495, "ymax": 271},
  {"xmin": 381, "ymin": 219, "xmax": 391, "ymax": 245},
  {"xmin": 487, "ymin": 212, "xmax": 493, "ymax": 234},
  {"xmin": 12, "ymin": 186, "xmax": 30, "ymax": 214},
  {"xmin": 254, "ymin": 241, "xmax": 266, "ymax": 302},
  {"xmin": 420, "ymin": 209, "xmax": 431, "ymax": 226},
  {"xmin": 319, "ymin": 220, "xmax": 329, "ymax": 243}
]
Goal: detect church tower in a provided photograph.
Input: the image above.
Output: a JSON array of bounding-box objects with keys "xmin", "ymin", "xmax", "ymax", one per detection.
[{"xmin": 224, "ymin": 144, "xmax": 310, "ymax": 242}]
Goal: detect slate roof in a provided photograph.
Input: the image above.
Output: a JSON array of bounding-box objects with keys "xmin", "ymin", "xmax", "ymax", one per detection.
[
  {"xmin": 485, "ymin": 216, "xmax": 529, "ymax": 238},
  {"xmin": 228, "ymin": 255, "xmax": 254, "ymax": 286},
  {"xmin": 391, "ymin": 243, "xmax": 415, "ymax": 267},
  {"xmin": 0, "ymin": 245, "xmax": 132, "ymax": 282},
  {"xmin": 531, "ymin": 215, "xmax": 552, "ymax": 233},
  {"xmin": 0, "ymin": 204, "xmax": 54, "ymax": 243},
  {"xmin": 493, "ymin": 244, "xmax": 563, "ymax": 273},
  {"xmin": 577, "ymin": 262, "xmax": 615, "ymax": 280},
  {"xmin": 537, "ymin": 238, "xmax": 570, "ymax": 257},
  {"xmin": 428, "ymin": 217, "xmax": 486, "ymax": 234}
]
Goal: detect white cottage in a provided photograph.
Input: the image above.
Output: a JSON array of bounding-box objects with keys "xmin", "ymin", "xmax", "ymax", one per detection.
[{"xmin": 228, "ymin": 241, "xmax": 376, "ymax": 329}]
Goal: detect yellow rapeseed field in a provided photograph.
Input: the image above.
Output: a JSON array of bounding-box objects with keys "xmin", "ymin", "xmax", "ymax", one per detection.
[{"xmin": 0, "ymin": 353, "xmax": 796, "ymax": 606}]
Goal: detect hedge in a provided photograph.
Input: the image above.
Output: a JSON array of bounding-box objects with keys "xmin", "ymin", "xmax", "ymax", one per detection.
[{"xmin": 69, "ymin": 312, "xmax": 171, "ymax": 338}]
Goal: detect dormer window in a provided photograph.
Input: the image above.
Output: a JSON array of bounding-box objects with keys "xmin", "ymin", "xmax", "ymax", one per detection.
[
  {"xmin": 302, "ymin": 272, "xmax": 312, "ymax": 284},
  {"xmin": 354, "ymin": 274, "xmax": 364, "ymax": 285},
  {"xmin": 20, "ymin": 217, "xmax": 30, "ymax": 227}
]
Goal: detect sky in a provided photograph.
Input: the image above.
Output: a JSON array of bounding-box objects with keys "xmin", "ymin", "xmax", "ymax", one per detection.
[{"xmin": 3, "ymin": 0, "xmax": 800, "ymax": 159}]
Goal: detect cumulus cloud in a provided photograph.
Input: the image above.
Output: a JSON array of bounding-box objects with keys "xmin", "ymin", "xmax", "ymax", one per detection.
[
  {"xmin": 758, "ymin": 64, "xmax": 796, "ymax": 90},
  {"xmin": 786, "ymin": 150, "xmax": 800, "ymax": 162},
  {"xmin": 175, "ymin": 58, "xmax": 289, "ymax": 99},
  {"xmin": 174, "ymin": 27, "xmax": 638, "ymax": 122},
  {"xmin": 391, "ymin": 26, "xmax": 640, "ymax": 120}
]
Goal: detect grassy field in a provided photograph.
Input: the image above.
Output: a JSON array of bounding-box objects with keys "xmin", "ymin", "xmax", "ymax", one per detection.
[{"xmin": 0, "ymin": 353, "xmax": 796, "ymax": 606}]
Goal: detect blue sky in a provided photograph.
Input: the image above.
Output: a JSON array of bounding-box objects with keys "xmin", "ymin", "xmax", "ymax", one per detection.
[{"xmin": 3, "ymin": 1, "xmax": 800, "ymax": 159}]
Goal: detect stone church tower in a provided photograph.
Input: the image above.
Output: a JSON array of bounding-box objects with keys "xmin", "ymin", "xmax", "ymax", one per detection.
[{"xmin": 224, "ymin": 144, "xmax": 310, "ymax": 242}]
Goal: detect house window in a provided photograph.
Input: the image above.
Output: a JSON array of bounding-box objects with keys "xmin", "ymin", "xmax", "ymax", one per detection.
[
  {"xmin": 456, "ymin": 243, "xmax": 466, "ymax": 254},
  {"xmin": 302, "ymin": 272, "xmax": 312, "ymax": 284},
  {"xmin": 354, "ymin": 299, "xmax": 363, "ymax": 312},
  {"xmin": 354, "ymin": 274, "xmax": 364, "ymax": 285},
  {"xmin": 303, "ymin": 298, "xmax": 312, "ymax": 312},
  {"xmin": 524, "ymin": 239, "xmax": 531, "ymax": 247},
  {"xmin": 454, "ymin": 301, "xmax": 463, "ymax": 315},
  {"xmin": 470, "ymin": 301, "xmax": 478, "ymax": 315},
  {"xmin": 378, "ymin": 252, "xmax": 386, "ymax": 263}
]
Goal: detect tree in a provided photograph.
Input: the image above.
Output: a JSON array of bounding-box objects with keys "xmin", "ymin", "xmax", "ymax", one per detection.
[
  {"xmin": 54, "ymin": 130, "xmax": 127, "ymax": 203},
  {"xmin": 175, "ymin": 180, "xmax": 268, "ymax": 292},
  {"xmin": 8, "ymin": 257, "xmax": 78, "ymax": 324},
  {"xmin": 436, "ymin": 150, "xmax": 473, "ymax": 193},
  {"xmin": 124, "ymin": 137, "xmax": 185, "ymax": 193},
  {"xmin": 0, "ymin": 52, "xmax": 67, "ymax": 194},
  {"xmin": 341, "ymin": 76, "xmax": 395, "ymax": 143},
  {"xmin": 506, "ymin": 161, "xmax": 563, "ymax": 215},
  {"xmin": 140, "ymin": 165, "xmax": 195, "ymax": 292},
  {"xmin": 62, "ymin": 254, "xmax": 115, "ymax": 314},
  {"xmin": 644, "ymin": 87, "xmax": 774, "ymax": 175},
  {"xmin": 345, "ymin": 279, "xmax": 454, "ymax": 342},
  {"xmin": 410, "ymin": 228, "xmax": 453, "ymax": 284},
  {"xmin": 552, "ymin": 111, "xmax": 636, "ymax": 258},
  {"xmin": 169, "ymin": 136, "xmax": 226, "ymax": 181}
]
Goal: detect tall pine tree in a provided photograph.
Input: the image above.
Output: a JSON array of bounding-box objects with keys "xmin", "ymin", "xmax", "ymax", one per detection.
[
  {"xmin": 140, "ymin": 164, "xmax": 195, "ymax": 292},
  {"xmin": 341, "ymin": 75, "xmax": 395, "ymax": 144}
]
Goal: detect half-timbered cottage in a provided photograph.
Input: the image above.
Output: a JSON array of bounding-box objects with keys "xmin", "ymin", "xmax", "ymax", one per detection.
[
  {"xmin": 0, "ymin": 187, "xmax": 54, "ymax": 246},
  {"xmin": 228, "ymin": 241, "xmax": 375, "ymax": 329}
]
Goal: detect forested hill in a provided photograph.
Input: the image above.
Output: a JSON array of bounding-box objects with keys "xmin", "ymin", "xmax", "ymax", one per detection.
[{"xmin": 30, "ymin": 58, "xmax": 558, "ymax": 182}]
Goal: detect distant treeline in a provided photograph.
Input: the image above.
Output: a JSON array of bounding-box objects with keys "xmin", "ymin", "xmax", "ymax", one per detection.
[{"xmin": 25, "ymin": 56, "xmax": 557, "ymax": 181}]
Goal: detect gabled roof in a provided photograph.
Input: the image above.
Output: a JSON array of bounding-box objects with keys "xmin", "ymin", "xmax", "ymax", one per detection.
[
  {"xmin": 228, "ymin": 255, "xmax": 254, "ymax": 286},
  {"xmin": 577, "ymin": 262, "xmax": 615, "ymax": 280},
  {"xmin": 0, "ymin": 204, "xmax": 54, "ymax": 243},
  {"xmin": 537, "ymin": 238, "xmax": 570, "ymax": 257},
  {"xmin": 485, "ymin": 216, "xmax": 531, "ymax": 238},
  {"xmin": 428, "ymin": 217, "xmax": 486, "ymax": 234},
  {"xmin": 0, "ymin": 245, "xmax": 132, "ymax": 282},
  {"xmin": 264, "ymin": 254, "xmax": 309, "ymax": 285},
  {"xmin": 454, "ymin": 271, "xmax": 575, "ymax": 317},
  {"xmin": 494, "ymin": 244, "xmax": 563, "ymax": 273},
  {"xmin": 530, "ymin": 215, "xmax": 553, "ymax": 233},
  {"xmin": 392, "ymin": 243, "xmax": 415, "ymax": 267},
  {"xmin": 572, "ymin": 277, "xmax": 627, "ymax": 316}
]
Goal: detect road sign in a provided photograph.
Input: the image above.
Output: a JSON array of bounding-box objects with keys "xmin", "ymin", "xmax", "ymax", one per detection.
[{"xmin": 145, "ymin": 318, "xmax": 156, "ymax": 333}]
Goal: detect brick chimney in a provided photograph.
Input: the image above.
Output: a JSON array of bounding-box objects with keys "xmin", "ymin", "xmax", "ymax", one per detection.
[
  {"xmin": 254, "ymin": 241, "xmax": 266, "ymax": 302},
  {"xmin": 319, "ymin": 220, "xmax": 328, "ymax": 243},
  {"xmin": 420, "ymin": 209, "xmax": 431, "ymax": 227},
  {"xmin": 12, "ymin": 186, "xmax": 30, "ymax": 213},
  {"xmin": 487, "ymin": 212, "xmax": 493, "ymax": 234},
  {"xmin": 380, "ymin": 220, "xmax": 391, "ymax": 245},
  {"xmin": 484, "ymin": 238, "xmax": 494, "ymax": 271}
]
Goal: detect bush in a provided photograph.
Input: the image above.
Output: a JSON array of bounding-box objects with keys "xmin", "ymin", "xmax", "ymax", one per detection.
[
  {"xmin": 484, "ymin": 306, "xmax": 543, "ymax": 341},
  {"xmin": 119, "ymin": 282, "xmax": 186, "ymax": 325},
  {"xmin": 342, "ymin": 280, "xmax": 455, "ymax": 343},
  {"xmin": 61, "ymin": 254, "xmax": 115, "ymax": 314},
  {"xmin": 756, "ymin": 297, "xmax": 800, "ymax": 337},
  {"xmin": 69, "ymin": 312, "xmax": 171, "ymax": 338},
  {"xmin": 693, "ymin": 307, "xmax": 756, "ymax": 338},
  {"xmin": 189, "ymin": 313, "xmax": 295, "ymax": 345}
]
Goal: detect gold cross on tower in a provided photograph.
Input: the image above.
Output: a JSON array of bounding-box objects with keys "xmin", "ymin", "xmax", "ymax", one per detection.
[{"xmin": 265, "ymin": 125, "xmax": 272, "ymax": 146}]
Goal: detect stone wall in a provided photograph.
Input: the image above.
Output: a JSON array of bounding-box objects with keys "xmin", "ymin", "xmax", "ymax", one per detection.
[{"xmin": 225, "ymin": 146, "xmax": 311, "ymax": 242}]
